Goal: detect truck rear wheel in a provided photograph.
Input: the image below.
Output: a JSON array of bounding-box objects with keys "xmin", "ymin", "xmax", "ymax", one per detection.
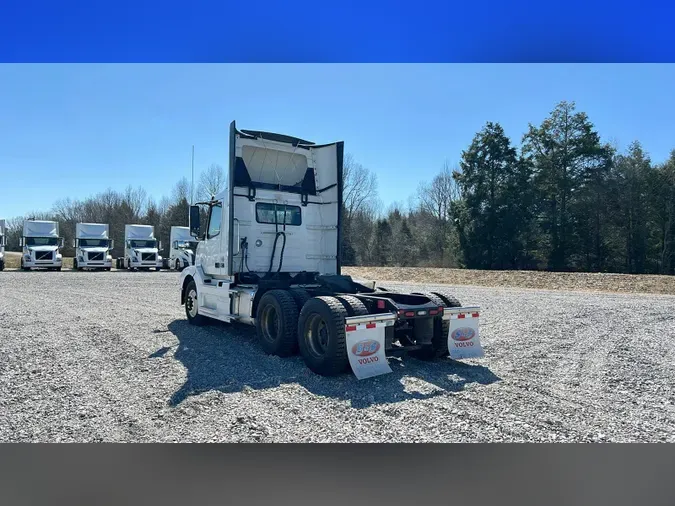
[
  {"xmin": 185, "ymin": 280, "xmax": 207, "ymax": 326},
  {"xmin": 255, "ymin": 290, "xmax": 299, "ymax": 357},
  {"xmin": 334, "ymin": 295, "xmax": 368, "ymax": 316},
  {"xmin": 288, "ymin": 288, "xmax": 311, "ymax": 313},
  {"xmin": 409, "ymin": 291, "xmax": 451, "ymax": 360},
  {"xmin": 430, "ymin": 290, "xmax": 461, "ymax": 308},
  {"xmin": 297, "ymin": 296, "xmax": 349, "ymax": 376}
]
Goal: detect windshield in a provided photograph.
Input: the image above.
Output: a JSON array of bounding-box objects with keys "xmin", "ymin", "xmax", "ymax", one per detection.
[
  {"xmin": 129, "ymin": 239, "xmax": 157, "ymax": 249},
  {"xmin": 79, "ymin": 239, "xmax": 109, "ymax": 248},
  {"xmin": 26, "ymin": 237, "xmax": 58, "ymax": 246},
  {"xmin": 176, "ymin": 240, "xmax": 199, "ymax": 250}
]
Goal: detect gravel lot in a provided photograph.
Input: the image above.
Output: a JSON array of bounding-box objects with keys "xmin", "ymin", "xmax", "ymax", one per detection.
[{"xmin": 1, "ymin": 270, "xmax": 674, "ymax": 442}]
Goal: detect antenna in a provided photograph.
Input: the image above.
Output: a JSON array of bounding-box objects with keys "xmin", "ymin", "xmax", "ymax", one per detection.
[{"xmin": 189, "ymin": 145, "xmax": 194, "ymax": 225}]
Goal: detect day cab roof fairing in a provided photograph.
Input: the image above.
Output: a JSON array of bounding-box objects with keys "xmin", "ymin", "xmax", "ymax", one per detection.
[{"xmin": 227, "ymin": 120, "xmax": 345, "ymax": 276}]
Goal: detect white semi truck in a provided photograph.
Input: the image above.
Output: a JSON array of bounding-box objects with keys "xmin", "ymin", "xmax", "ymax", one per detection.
[
  {"xmin": 179, "ymin": 121, "xmax": 483, "ymax": 380},
  {"xmin": 19, "ymin": 220, "xmax": 64, "ymax": 271},
  {"xmin": 116, "ymin": 224, "xmax": 163, "ymax": 271},
  {"xmin": 0, "ymin": 219, "xmax": 6, "ymax": 271},
  {"xmin": 168, "ymin": 226, "xmax": 198, "ymax": 271},
  {"xmin": 73, "ymin": 223, "xmax": 114, "ymax": 271}
]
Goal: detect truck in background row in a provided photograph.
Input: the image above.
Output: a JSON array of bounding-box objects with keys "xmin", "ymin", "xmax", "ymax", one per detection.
[
  {"xmin": 73, "ymin": 223, "xmax": 114, "ymax": 271},
  {"xmin": 19, "ymin": 220, "xmax": 64, "ymax": 271},
  {"xmin": 0, "ymin": 219, "xmax": 6, "ymax": 271},
  {"xmin": 116, "ymin": 224, "xmax": 163, "ymax": 271},
  {"xmin": 179, "ymin": 121, "xmax": 483, "ymax": 380},
  {"xmin": 167, "ymin": 226, "xmax": 198, "ymax": 271}
]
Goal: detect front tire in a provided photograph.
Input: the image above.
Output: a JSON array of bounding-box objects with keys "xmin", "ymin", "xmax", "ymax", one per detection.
[
  {"xmin": 297, "ymin": 296, "xmax": 350, "ymax": 376},
  {"xmin": 184, "ymin": 280, "xmax": 207, "ymax": 326},
  {"xmin": 255, "ymin": 290, "xmax": 299, "ymax": 357}
]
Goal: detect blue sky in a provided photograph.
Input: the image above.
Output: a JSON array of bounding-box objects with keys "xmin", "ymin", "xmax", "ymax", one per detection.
[{"xmin": 1, "ymin": 64, "xmax": 674, "ymax": 218}]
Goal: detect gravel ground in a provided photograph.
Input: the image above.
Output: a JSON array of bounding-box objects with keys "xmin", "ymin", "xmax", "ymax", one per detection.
[{"xmin": 1, "ymin": 270, "xmax": 674, "ymax": 442}]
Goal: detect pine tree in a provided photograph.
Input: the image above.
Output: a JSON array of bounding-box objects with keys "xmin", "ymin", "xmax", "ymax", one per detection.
[
  {"xmin": 522, "ymin": 101, "xmax": 613, "ymax": 271},
  {"xmin": 454, "ymin": 122, "xmax": 532, "ymax": 269}
]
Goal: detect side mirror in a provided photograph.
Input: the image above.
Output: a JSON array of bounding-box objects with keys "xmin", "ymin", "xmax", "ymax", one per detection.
[
  {"xmin": 110, "ymin": 239, "xmax": 115, "ymax": 250},
  {"xmin": 72, "ymin": 239, "xmax": 76, "ymax": 248},
  {"xmin": 172, "ymin": 241, "xmax": 178, "ymax": 250},
  {"xmin": 59, "ymin": 237, "xmax": 64, "ymax": 248},
  {"xmin": 158, "ymin": 241, "xmax": 163, "ymax": 251},
  {"xmin": 19, "ymin": 237, "xmax": 24, "ymax": 247},
  {"xmin": 189, "ymin": 205, "xmax": 201, "ymax": 238}
]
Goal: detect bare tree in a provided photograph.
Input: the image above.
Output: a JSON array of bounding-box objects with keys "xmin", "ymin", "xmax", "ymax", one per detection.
[
  {"xmin": 198, "ymin": 164, "xmax": 227, "ymax": 201},
  {"xmin": 123, "ymin": 185, "xmax": 147, "ymax": 218},
  {"xmin": 416, "ymin": 161, "xmax": 462, "ymax": 266},
  {"xmin": 417, "ymin": 161, "xmax": 461, "ymax": 222},
  {"xmin": 172, "ymin": 177, "xmax": 191, "ymax": 204},
  {"xmin": 343, "ymin": 153, "xmax": 379, "ymax": 221}
]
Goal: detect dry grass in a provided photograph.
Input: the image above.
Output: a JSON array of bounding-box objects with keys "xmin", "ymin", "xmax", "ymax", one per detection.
[
  {"xmin": 344, "ymin": 266, "xmax": 675, "ymax": 296},
  {"xmin": 4, "ymin": 252, "xmax": 673, "ymax": 295}
]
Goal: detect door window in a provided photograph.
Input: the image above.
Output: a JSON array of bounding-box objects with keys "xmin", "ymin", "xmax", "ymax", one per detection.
[{"xmin": 207, "ymin": 203, "xmax": 222, "ymax": 239}]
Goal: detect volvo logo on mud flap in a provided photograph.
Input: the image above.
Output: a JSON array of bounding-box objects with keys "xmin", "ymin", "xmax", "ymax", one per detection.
[
  {"xmin": 451, "ymin": 327, "xmax": 475, "ymax": 342},
  {"xmin": 352, "ymin": 339, "xmax": 380, "ymax": 357}
]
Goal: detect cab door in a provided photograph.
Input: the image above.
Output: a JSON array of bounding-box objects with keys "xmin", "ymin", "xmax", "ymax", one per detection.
[{"xmin": 202, "ymin": 200, "xmax": 226, "ymax": 277}]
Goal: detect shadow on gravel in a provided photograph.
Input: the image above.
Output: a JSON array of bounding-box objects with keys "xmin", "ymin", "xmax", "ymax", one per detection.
[{"xmin": 160, "ymin": 319, "xmax": 501, "ymax": 409}]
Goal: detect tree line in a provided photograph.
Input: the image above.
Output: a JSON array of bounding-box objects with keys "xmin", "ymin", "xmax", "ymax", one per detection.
[
  {"xmin": 342, "ymin": 101, "xmax": 675, "ymax": 275},
  {"xmin": 5, "ymin": 100, "xmax": 675, "ymax": 275}
]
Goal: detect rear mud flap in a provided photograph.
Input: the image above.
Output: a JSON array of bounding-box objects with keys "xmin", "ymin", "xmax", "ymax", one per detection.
[
  {"xmin": 344, "ymin": 314, "xmax": 396, "ymax": 380},
  {"xmin": 444, "ymin": 306, "xmax": 484, "ymax": 360}
]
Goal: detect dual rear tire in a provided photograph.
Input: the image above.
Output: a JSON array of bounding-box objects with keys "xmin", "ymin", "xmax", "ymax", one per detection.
[
  {"xmin": 184, "ymin": 281, "xmax": 362, "ymax": 377},
  {"xmin": 409, "ymin": 290, "xmax": 461, "ymax": 360},
  {"xmin": 184, "ymin": 282, "xmax": 462, "ymax": 375}
]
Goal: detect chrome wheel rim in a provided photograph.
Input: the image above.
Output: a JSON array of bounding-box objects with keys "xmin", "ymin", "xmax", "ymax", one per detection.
[{"xmin": 186, "ymin": 288, "xmax": 198, "ymax": 318}]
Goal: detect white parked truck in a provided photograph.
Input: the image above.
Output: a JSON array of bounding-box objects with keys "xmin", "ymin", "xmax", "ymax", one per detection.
[
  {"xmin": 116, "ymin": 224, "xmax": 163, "ymax": 271},
  {"xmin": 179, "ymin": 121, "xmax": 483, "ymax": 380},
  {"xmin": 168, "ymin": 226, "xmax": 198, "ymax": 271},
  {"xmin": 73, "ymin": 223, "xmax": 114, "ymax": 271},
  {"xmin": 19, "ymin": 220, "xmax": 64, "ymax": 271},
  {"xmin": 0, "ymin": 219, "xmax": 6, "ymax": 271}
]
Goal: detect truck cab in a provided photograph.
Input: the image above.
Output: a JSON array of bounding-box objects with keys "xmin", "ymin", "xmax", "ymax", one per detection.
[
  {"xmin": 0, "ymin": 219, "xmax": 6, "ymax": 271},
  {"xmin": 73, "ymin": 223, "xmax": 114, "ymax": 271},
  {"xmin": 179, "ymin": 121, "xmax": 482, "ymax": 380},
  {"xmin": 168, "ymin": 226, "xmax": 198, "ymax": 271},
  {"xmin": 20, "ymin": 220, "xmax": 64, "ymax": 271},
  {"xmin": 117, "ymin": 224, "xmax": 163, "ymax": 271}
]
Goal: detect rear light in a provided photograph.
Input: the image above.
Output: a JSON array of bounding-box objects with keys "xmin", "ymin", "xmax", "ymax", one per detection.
[
  {"xmin": 404, "ymin": 311, "xmax": 415, "ymax": 318},
  {"xmin": 346, "ymin": 325, "xmax": 357, "ymax": 332},
  {"xmin": 429, "ymin": 309, "xmax": 439, "ymax": 315}
]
